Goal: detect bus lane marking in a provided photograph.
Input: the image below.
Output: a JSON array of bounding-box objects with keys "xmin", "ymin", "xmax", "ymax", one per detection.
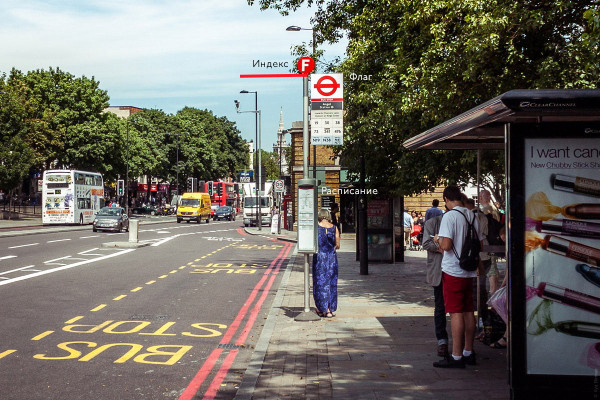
[
  {"xmin": 65, "ymin": 316, "xmax": 84, "ymax": 324},
  {"xmin": 0, "ymin": 350, "xmax": 17, "ymax": 359},
  {"xmin": 32, "ymin": 331, "xmax": 54, "ymax": 341},
  {"xmin": 91, "ymin": 304, "xmax": 107, "ymax": 312},
  {"xmin": 130, "ymin": 287, "xmax": 143, "ymax": 292},
  {"xmin": 113, "ymin": 295, "xmax": 127, "ymax": 301}
]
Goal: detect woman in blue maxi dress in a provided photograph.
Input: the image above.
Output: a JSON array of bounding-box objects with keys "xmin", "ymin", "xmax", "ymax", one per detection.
[{"xmin": 313, "ymin": 209, "xmax": 340, "ymax": 318}]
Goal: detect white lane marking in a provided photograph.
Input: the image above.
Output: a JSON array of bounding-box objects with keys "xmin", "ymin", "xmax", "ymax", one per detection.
[
  {"xmin": 150, "ymin": 228, "xmax": 239, "ymax": 247},
  {"xmin": 80, "ymin": 235, "xmax": 100, "ymax": 239},
  {"xmin": 0, "ymin": 265, "xmax": 36, "ymax": 275},
  {"xmin": 44, "ymin": 256, "xmax": 73, "ymax": 264},
  {"xmin": 0, "ymin": 255, "xmax": 17, "ymax": 261},
  {"xmin": 8, "ymin": 243, "xmax": 39, "ymax": 249},
  {"xmin": 47, "ymin": 239, "xmax": 72, "ymax": 244},
  {"xmin": 0, "ymin": 249, "xmax": 135, "ymax": 286}
]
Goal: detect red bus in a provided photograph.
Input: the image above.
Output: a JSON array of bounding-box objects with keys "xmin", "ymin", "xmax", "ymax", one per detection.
[{"xmin": 199, "ymin": 182, "xmax": 240, "ymax": 217}]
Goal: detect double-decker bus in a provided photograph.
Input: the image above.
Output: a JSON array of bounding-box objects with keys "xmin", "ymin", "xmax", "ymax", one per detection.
[
  {"xmin": 199, "ymin": 182, "xmax": 240, "ymax": 216},
  {"xmin": 42, "ymin": 169, "xmax": 104, "ymax": 225}
]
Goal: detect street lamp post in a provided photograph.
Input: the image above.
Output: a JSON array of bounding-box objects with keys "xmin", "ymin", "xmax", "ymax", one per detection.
[
  {"xmin": 238, "ymin": 90, "xmax": 262, "ymax": 231},
  {"xmin": 125, "ymin": 117, "xmax": 134, "ymax": 215},
  {"xmin": 287, "ymin": 26, "xmax": 317, "ymax": 180},
  {"xmin": 165, "ymin": 132, "xmax": 187, "ymax": 196}
]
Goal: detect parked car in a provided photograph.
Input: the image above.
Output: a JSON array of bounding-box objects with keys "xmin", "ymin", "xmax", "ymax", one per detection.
[
  {"xmin": 93, "ymin": 207, "xmax": 129, "ymax": 232},
  {"xmin": 131, "ymin": 205, "xmax": 157, "ymax": 215},
  {"xmin": 213, "ymin": 206, "xmax": 235, "ymax": 221}
]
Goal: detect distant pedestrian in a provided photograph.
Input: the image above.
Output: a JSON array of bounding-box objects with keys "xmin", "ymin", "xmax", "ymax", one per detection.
[
  {"xmin": 403, "ymin": 209, "xmax": 413, "ymax": 249},
  {"xmin": 422, "ymin": 214, "xmax": 449, "ymax": 357},
  {"xmin": 424, "ymin": 199, "xmax": 444, "ymax": 223},
  {"xmin": 330, "ymin": 203, "xmax": 340, "ymax": 233},
  {"xmin": 313, "ymin": 209, "xmax": 340, "ymax": 318}
]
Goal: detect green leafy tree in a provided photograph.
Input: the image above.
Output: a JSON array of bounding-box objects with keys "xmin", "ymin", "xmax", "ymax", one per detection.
[
  {"xmin": 251, "ymin": 0, "xmax": 600, "ymax": 201},
  {"xmin": 6, "ymin": 67, "xmax": 110, "ymax": 170},
  {"xmin": 253, "ymin": 149, "xmax": 280, "ymax": 181}
]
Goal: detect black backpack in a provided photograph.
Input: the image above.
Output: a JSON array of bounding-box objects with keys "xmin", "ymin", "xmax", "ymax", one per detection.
[
  {"xmin": 450, "ymin": 209, "xmax": 481, "ymax": 271},
  {"xmin": 486, "ymin": 213, "xmax": 504, "ymax": 246}
]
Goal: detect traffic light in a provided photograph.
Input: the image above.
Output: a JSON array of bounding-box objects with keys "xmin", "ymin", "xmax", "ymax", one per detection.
[
  {"xmin": 117, "ymin": 180, "xmax": 124, "ymax": 196},
  {"xmin": 217, "ymin": 183, "xmax": 223, "ymax": 196},
  {"xmin": 207, "ymin": 181, "xmax": 213, "ymax": 195},
  {"xmin": 186, "ymin": 177, "xmax": 194, "ymax": 192}
]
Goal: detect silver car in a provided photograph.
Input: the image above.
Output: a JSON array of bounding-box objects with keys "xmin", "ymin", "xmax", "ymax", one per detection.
[{"xmin": 93, "ymin": 207, "xmax": 129, "ymax": 232}]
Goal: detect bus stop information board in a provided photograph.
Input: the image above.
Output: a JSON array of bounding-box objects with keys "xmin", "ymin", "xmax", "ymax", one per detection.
[{"xmin": 310, "ymin": 73, "xmax": 344, "ymax": 145}]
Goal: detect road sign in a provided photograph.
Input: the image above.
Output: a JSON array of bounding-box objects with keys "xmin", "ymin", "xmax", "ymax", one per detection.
[
  {"xmin": 274, "ymin": 179, "xmax": 284, "ymax": 193},
  {"xmin": 310, "ymin": 74, "xmax": 344, "ymax": 145},
  {"xmin": 297, "ymin": 57, "xmax": 315, "ymax": 74},
  {"xmin": 311, "ymin": 74, "xmax": 343, "ymax": 101}
]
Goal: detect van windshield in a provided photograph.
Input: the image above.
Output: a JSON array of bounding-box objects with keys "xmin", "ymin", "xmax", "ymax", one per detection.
[
  {"xmin": 244, "ymin": 197, "xmax": 270, "ymax": 207},
  {"xmin": 181, "ymin": 199, "xmax": 200, "ymax": 207}
]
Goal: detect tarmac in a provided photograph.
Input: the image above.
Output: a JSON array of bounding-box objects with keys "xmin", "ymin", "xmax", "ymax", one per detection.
[{"xmin": 0, "ymin": 216, "xmax": 511, "ymax": 399}]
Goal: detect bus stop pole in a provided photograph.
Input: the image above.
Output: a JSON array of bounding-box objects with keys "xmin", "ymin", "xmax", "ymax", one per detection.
[{"xmin": 296, "ymin": 71, "xmax": 319, "ymax": 322}]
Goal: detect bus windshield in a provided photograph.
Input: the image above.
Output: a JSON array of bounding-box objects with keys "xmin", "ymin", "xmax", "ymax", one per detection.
[
  {"xmin": 244, "ymin": 197, "xmax": 270, "ymax": 207},
  {"xmin": 181, "ymin": 199, "xmax": 200, "ymax": 207}
]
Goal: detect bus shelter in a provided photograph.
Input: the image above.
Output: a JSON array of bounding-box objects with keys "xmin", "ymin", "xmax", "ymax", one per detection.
[{"xmin": 404, "ymin": 89, "xmax": 600, "ymax": 400}]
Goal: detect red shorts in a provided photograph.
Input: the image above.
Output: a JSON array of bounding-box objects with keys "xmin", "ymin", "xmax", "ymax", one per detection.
[{"xmin": 442, "ymin": 272, "xmax": 474, "ymax": 313}]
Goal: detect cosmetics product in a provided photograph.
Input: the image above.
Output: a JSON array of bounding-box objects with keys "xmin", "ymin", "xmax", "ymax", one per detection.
[
  {"xmin": 538, "ymin": 219, "xmax": 600, "ymax": 239},
  {"xmin": 553, "ymin": 320, "xmax": 600, "ymax": 339},
  {"xmin": 562, "ymin": 203, "xmax": 600, "ymax": 219},
  {"xmin": 576, "ymin": 264, "xmax": 600, "ymax": 288},
  {"xmin": 541, "ymin": 235, "xmax": 600, "ymax": 267},
  {"xmin": 536, "ymin": 282, "xmax": 600, "ymax": 316},
  {"xmin": 551, "ymin": 174, "xmax": 600, "ymax": 197}
]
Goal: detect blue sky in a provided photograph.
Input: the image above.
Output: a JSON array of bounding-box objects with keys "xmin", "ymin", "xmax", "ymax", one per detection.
[{"xmin": 0, "ymin": 0, "xmax": 347, "ymax": 150}]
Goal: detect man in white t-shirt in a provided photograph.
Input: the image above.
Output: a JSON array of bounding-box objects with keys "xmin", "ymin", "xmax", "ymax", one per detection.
[{"xmin": 432, "ymin": 185, "xmax": 483, "ymax": 368}]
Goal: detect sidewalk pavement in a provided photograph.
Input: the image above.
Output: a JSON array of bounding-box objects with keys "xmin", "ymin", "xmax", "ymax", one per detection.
[{"xmin": 239, "ymin": 227, "xmax": 510, "ymax": 400}]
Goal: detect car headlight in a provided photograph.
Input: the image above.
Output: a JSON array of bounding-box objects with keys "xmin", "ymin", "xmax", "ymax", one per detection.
[{"xmin": 191, "ymin": 211, "xmax": 198, "ymax": 215}]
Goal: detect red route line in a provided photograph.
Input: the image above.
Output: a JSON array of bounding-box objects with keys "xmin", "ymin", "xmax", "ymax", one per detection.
[
  {"xmin": 236, "ymin": 227, "xmax": 248, "ymax": 236},
  {"xmin": 203, "ymin": 243, "xmax": 292, "ymax": 399},
  {"xmin": 240, "ymin": 74, "xmax": 307, "ymax": 78},
  {"xmin": 202, "ymin": 349, "xmax": 239, "ymax": 400},
  {"xmin": 178, "ymin": 242, "xmax": 292, "ymax": 400}
]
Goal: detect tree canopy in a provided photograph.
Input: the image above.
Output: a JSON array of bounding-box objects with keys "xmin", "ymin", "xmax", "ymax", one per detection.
[
  {"xmin": 0, "ymin": 68, "xmax": 249, "ymax": 197},
  {"xmin": 251, "ymin": 0, "xmax": 600, "ymax": 200}
]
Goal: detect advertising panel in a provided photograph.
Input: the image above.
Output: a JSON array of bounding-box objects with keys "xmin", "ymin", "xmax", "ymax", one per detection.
[{"xmin": 524, "ymin": 136, "xmax": 600, "ymax": 376}]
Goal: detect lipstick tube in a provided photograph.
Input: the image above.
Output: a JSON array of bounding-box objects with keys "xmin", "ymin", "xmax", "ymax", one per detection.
[
  {"xmin": 537, "ymin": 282, "xmax": 600, "ymax": 316},
  {"xmin": 552, "ymin": 174, "xmax": 600, "ymax": 197},
  {"xmin": 541, "ymin": 235, "xmax": 600, "ymax": 267},
  {"xmin": 563, "ymin": 204, "xmax": 600, "ymax": 219},
  {"xmin": 541, "ymin": 219, "xmax": 600, "ymax": 239},
  {"xmin": 554, "ymin": 320, "xmax": 600, "ymax": 339}
]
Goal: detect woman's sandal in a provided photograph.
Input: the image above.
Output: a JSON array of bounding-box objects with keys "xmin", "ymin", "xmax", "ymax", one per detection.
[
  {"xmin": 326, "ymin": 311, "xmax": 334, "ymax": 318},
  {"xmin": 490, "ymin": 336, "xmax": 507, "ymax": 349}
]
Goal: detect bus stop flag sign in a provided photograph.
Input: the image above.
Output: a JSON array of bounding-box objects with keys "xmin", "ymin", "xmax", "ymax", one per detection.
[{"xmin": 310, "ymin": 73, "xmax": 344, "ymax": 145}]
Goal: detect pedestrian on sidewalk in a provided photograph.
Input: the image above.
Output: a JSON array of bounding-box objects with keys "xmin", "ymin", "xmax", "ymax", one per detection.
[
  {"xmin": 422, "ymin": 214, "xmax": 449, "ymax": 357},
  {"xmin": 403, "ymin": 208, "xmax": 413, "ymax": 250},
  {"xmin": 424, "ymin": 199, "xmax": 444, "ymax": 223},
  {"xmin": 313, "ymin": 208, "xmax": 340, "ymax": 318},
  {"xmin": 433, "ymin": 185, "xmax": 483, "ymax": 368}
]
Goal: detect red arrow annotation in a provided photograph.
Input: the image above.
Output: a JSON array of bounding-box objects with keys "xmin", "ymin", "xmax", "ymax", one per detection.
[{"xmin": 240, "ymin": 74, "xmax": 307, "ymax": 78}]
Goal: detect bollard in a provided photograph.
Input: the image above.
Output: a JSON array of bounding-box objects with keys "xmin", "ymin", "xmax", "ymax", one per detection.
[{"xmin": 129, "ymin": 220, "xmax": 139, "ymax": 243}]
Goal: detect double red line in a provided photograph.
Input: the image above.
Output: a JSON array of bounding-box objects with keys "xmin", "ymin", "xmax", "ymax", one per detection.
[{"xmin": 178, "ymin": 241, "xmax": 293, "ymax": 400}]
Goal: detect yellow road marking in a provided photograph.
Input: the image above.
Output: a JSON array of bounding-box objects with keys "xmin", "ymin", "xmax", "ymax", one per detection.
[
  {"xmin": 113, "ymin": 295, "xmax": 127, "ymax": 301},
  {"xmin": 0, "ymin": 350, "xmax": 17, "ymax": 359},
  {"xmin": 159, "ymin": 275, "xmax": 168, "ymax": 279},
  {"xmin": 169, "ymin": 270, "xmax": 177, "ymax": 274},
  {"xmin": 91, "ymin": 304, "xmax": 107, "ymax": 312},
  {"xmin": 65, "ymin": 316, "xmax": 84, "ymax": 324},
  {"xmin": 31, "ymin": 331, "xmax": 54, "ymax": 341},
  {"xmin": 146, "ymin": 280, "xmax": 156, "ymax": 285},
  {"xmin": 179, "ymin": 266, "xmax": 186, "ymax": 269},
  {"xmin": 131, "ymin": 287, "xmax": 143, "ymax": 292}
]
